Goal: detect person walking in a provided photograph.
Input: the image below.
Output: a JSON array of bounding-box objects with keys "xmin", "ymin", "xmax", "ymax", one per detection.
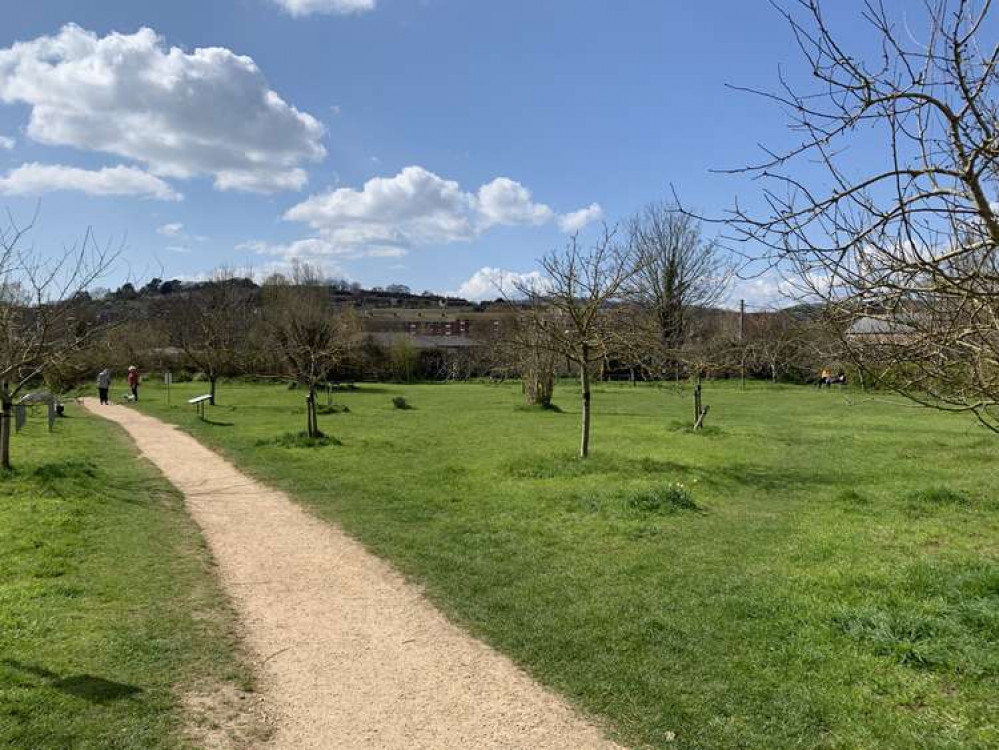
[
  {"xmin": 127, "ymin": 366, "xmax": 141, "ymax": 402},
  {"xmin": 97, "ymin": 368, "xmax": 112, "ymax": 405}
]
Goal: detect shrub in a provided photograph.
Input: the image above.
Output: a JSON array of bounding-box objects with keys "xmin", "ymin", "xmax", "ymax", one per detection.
[
  {"xmin": 316, "ymin": 404, "xmax": 350, "ymax": 415},
  {"xmin": 392, "ymin": 396, "xmax": 411, "ymax": 410},
  {"xmin": 626, "ymin": 482, "xmax": 698, "ymax": 513}
]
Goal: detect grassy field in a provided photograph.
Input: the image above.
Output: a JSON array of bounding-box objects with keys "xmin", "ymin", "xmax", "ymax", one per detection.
[
  {"xmin": 0, "ymin": 405, "xmax": 257, "ymax": 749},
  {"xmin": 132, "ymin": 378, "xmax": 999, "ymax": 749}
]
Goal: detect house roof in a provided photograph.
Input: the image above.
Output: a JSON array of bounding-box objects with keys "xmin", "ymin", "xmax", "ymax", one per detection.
[{"xmin": 846, "ymin": 316, "xmax": 914, "ymax": 336}]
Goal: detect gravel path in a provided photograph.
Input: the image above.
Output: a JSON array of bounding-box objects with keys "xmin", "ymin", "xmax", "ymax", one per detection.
[{"xmin": 84, "ymin": 401, "xmax": 623, "ymax": 750}]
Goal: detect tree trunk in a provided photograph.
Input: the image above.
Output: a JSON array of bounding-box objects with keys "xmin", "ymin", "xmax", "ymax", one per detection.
[
  {"xmin": 209, "ymin": 376, "xmax": 217, "ymax": 406},
  {"xmin": 1, "ymin": 385, "xmax": 11, "ymax": 471},
  {"xmin": 579, "ymin": 348, "xmax": 591, "ymax": 458},
  {"xmin": 306, "ymin": 386, "xmax": 319, "ymax": 438}
]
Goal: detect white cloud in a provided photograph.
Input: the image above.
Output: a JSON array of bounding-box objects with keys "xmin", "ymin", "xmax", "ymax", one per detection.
[
  {"xmin": 157, "ymin": 222, "xmax": 207, "ymax": 242},
  {"xmin": 723, "ymin": 268, "xmax": 828, "ymax": 310},
  {"xmin": 0, "ymin": 135, "xmax": 13, "ymax": 150},
  {"xmin": 285, "ymin": 166, "xmax": 478, "ymax": 252},
  {"xmin": 0, "ymin": 24, "xmax": 325, "ymax": 193},
  {"xmin": 477, "ymin": 178, "xmax": 553, "ymax": 228},
  {"xmin": 157, "ymin": 222, "xmax": 184, "ymax": 237},
  {"xmin": 251, "ymin": 259, "xmax": 349, "ymax": 283},
  {"xmin": 454, "ymin": 266, "xmax": 545, "ymax": 301},
  {"xmin": 558, "ymin": 202, "xmax": 604, "ymax": 233},
  {"xmin": 0, "ymin": 163, "xmax": 181, "ymax": 200},
  {"xmin": 165, "ymin": 245, "xmax": 192, "ymax": 254},
  {"xmin": 284, "ymin": 166, "xmax": 595, "ymax": 257},
  {"xmin": 272, "ymin": 0, "xmax": 376, "ymax": 17},
  {"xmin": 238, "ymin": 237, "xmax": 406, "ymax": 261}
]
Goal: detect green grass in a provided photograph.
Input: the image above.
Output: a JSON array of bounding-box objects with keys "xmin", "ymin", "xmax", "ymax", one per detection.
[
  {"xmin": 0, "ymin": 405, "xmax": 255, "ymax": 749},
  {"xmin": 137, "ymin": 379, "xmax": 998, "ymax": 749}
]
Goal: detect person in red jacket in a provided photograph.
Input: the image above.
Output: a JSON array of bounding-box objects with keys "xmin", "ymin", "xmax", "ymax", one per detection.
[{"xmin": 127, "ymin": 365, "xmax": 140, "ymax": 402}]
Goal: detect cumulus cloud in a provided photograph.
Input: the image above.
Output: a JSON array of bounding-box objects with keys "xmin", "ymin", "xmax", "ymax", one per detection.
[
  {"xmin": 0, "ymin": 24, "xmax": 326, "ymax": 193},
  {"xmin": 0, "ymin": 163, "xmax": 181, "ymax": 200},
  {"xmin": 454, "ymin": 266, "xmax": 546, "ymax": 301},
  {"xmin": 558, "ymin": 202, "xmax": 604, "ymax": 233},
  {"xmin": 283, "ymin": 166, "xmax": 596, "ymax": 259},
  {"xmin": 477, "ymin": 178, "xmax": 553, "ymax": 228},
  {"xmin": 271, "ymin": 0, "xmax": 376, "ymax": 17},
  {"xmin": 0, "ymin": 135, "xmax": 13, "ymax": 150},
  {"xmin": 286, "ymin": 167, "xmax": 477, "ymax": 249}
]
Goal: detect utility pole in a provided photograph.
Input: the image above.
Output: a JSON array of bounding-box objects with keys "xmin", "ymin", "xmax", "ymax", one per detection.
[{"xmin": 739, "ymin": 299, "xmax": 746, "ymax": 390}]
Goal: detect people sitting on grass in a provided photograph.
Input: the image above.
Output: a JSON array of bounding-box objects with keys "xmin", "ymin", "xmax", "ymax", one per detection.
[{"xmin": 817, "ymin": 368, "xmax": 847, "ymax": 388}]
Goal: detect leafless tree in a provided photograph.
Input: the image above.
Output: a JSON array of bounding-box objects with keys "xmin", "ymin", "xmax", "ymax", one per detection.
[
  {"xmin": 496, "ymin": 310, "xmax": 562, "ymax": 407},
  {"xmin": 261, "ymin": 262, "xmax": 358, "ymax": 438},
  {"xmin": 1, "ymin": 211, "xmax": 116, "ymax": 470},
  {"xmin": 745, "ymin": 310, "xmax": 807, "ymax": 383},
  {"xmin": 516, "ymin": 227, "xmax": 639, "ymax": 457},
  {"xmin": 727, "ymin": 0, "xmax": 999, "ymax": 430},
  {"xmin": 627, "ymin": 201, "xmax": 732, "ymax": 373},
  {"xmin": 171, "ymin": 267, "xmax": 255, "ymax": 405}
]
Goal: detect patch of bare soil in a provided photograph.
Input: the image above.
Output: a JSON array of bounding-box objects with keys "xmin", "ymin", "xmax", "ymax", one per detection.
[{"xmin": 182, "ymin": 683, "xmax": 272, "ymax": 749}]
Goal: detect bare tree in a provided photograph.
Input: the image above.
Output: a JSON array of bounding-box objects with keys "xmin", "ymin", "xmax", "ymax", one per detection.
[
  {"xmin": 728, "ymin": 0, "xmax": 999, "ymax": 430},
  {"xmin": 627, "ymin": 201, "xmax": 731, "ymax": 375},
  {"xmin": 171, "ymin": 268, "xmax": 254, "ymax": 405},
  {"xmin": 745, "ymin": 310, "xmax": 805, "ymax": 383},
  {"xmin": 517, "ymin": 227, "xmax": 638, "ymax": 457},
  {"xmin": 1, "ymin": 211, "xmax": 115, "ymax": 470},
  {"xmin": 262, "ymin": 262, "xmax": 357, "ymax": 439},
  {"xmin": 496, "ymin": 310, "xmax": 562, "ymax": 408}
]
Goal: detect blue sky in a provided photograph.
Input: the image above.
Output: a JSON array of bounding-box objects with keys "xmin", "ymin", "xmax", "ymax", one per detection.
[{"xmin": 0, "ymin": 1, "xmax": 911, "ymax": 305}]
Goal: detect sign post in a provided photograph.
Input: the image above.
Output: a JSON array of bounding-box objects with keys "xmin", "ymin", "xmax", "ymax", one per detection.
[{"xmin": 164, "ymin": 371, "xmax": 173, "ymax": 405}]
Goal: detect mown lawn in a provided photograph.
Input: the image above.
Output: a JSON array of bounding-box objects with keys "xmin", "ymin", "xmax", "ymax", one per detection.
[
  {"xmin": 0, "ymin": 405, "xmax": 256, "ymax": 749},
  {"xmin": 136, "ymin": 379, "xmax": 998, "ymax": 749}
]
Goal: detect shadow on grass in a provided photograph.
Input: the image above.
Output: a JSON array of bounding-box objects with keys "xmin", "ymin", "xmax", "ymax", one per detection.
[
  {"xmin": 709, "ymin": 461, "xmax": 847, "ymax": 492},
  {"xmin": 255, "ymin": 431, "xmax": 342, "ymax": 448},
  {"xmin": 2, "ymin": 660, "xmax": 142, "ymax": 703},
  {"xmin": 33, "ymin": 460, "xmax": 99, "ymax": 482},
  {"xmin": 329, "ymin": 384, "xmax": 389, "ymax": 395},
  {"xmin": 514, "ymin": 403, "xmax": 564, "ymax": 414},
  {"xmin": 505, "ymin": 452, "xmax": 689, "ymax": 480}
]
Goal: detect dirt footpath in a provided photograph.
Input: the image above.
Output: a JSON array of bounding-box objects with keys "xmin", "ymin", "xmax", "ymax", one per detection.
[{"xmin": 83, "ymin": 401, "xmax": 623, "ymax": 749}]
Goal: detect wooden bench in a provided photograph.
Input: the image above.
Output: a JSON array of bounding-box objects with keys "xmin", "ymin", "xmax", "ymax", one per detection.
[{"xmin": 188, "ymin": 394, "xmax": 212, "ymax": 419}]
